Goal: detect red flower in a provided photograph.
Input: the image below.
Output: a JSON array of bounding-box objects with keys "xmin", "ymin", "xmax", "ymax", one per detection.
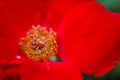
[
  {"xmin": 0, "ymin": 5, "xmax": 83, "ymax": 77},
  {"xmin": 2, "ymin": 0, "xmax": 117, "ymax": 79},
  {"xmin": 58, "ymin": 1, "xmax": 120, "ymax": 76},
  {"xmin": 0, "ymin": 23, "xmax": 82, "ymax": 80},
  {"xmin": 16, "ymin": 25, "xmax": 82, "ymax": 80}
]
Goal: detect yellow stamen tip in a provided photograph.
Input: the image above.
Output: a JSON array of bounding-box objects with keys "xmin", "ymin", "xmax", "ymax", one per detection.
[{"xmin": 19, "ymin": 25, "xmax": 58, "ymax": 61}]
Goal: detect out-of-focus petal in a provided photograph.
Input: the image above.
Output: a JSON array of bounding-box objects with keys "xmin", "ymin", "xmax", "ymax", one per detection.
[
  {"xmin": 1, "ymin": 0, "xmax": 45, "ymax": 34},
  {"xmin": 58, "ymin": 1, "xmax": 120, "ymax": 76},
  {"xmin": 0, "ymin": 11, "xmax": 20, "ymax": 64},
  {"xmin": 19, "ymin": 58, "xmax": 49, "ymax": 80},
  {"xmin": 18, "ymin": 58, "xmax": 83, "ymax": 80},
  {"xmin": 48, "ymin": 62, "xmax": 83, "ymax": 80},
  {"xmin": 41, "ymin": 0, "xmax": 94, "ymax": 31}
]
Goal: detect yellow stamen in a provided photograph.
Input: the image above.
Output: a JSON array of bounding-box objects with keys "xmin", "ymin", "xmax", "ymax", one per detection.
[{"xmin": 19, "ymin": 25, "xmax": 58, "ymax": 61}]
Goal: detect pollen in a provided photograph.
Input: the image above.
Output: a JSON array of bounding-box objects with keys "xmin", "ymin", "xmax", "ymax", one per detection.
[{"xmin": 19, "ymin": 25, "xmax": 58, "ymax": 61}]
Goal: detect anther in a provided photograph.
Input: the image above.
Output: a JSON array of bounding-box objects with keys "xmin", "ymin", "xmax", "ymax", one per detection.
[{"xmin": 19, "ymin": 25, "xmax": 58, "ymax": 61}]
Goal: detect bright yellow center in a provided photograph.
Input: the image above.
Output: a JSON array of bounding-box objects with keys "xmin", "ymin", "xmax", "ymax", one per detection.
[{"xmin": 19, "ymin": 25, "xmax": 58, "ymax": 61}]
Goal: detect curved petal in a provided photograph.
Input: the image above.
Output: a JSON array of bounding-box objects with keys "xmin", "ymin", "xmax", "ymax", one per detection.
[
  {"xmin": 0, "ymin": 59, "xmax": 22, "ymax": 80},
  {"xmin": 18, "ymin": 58, "xmax": 83, "ymax": 80},
  {"xmin": 0, "ymin": 0, "xmax": 45, "ymax": 34},
  {"xmin": 41, "ymin": 0, "xmax": 94, "ymax": 31},
  {"xmin": 58, "ymin": 1, "xmax": 120, "ymax": 76},
  {"xmin": 48, "ymin": 62, "xmax": 83, "ymax": 80},
  {"xmin": 0, "ymin": 11, "xmax": 20, "ymax": 64},
  {"xmin": 19, "ymin": 58, "xmax": 49, "ymax": 80}
]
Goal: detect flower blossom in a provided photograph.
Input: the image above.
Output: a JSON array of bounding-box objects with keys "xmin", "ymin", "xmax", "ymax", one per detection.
[
  {"xmin": 0, "ymin": 0, "xmax": 85, "ymax": 79},
  {"xmin": 0, "ymin": 24, "xmax": 83, "ymax": 80}
]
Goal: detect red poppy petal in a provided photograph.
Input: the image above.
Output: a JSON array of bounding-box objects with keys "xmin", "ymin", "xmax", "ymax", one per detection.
[
  {"xmin": 48, "ymin": 62, "xmax": 83, "ymax": 80},
  {"xmin": 58, "ymin": 1, "xmax": 120, "ymax": 76}
]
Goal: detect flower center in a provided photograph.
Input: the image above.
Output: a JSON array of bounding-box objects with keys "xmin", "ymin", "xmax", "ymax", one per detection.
[{"xmin": 19, "ymin": 25, "xmax": 58, "ymax": 61}]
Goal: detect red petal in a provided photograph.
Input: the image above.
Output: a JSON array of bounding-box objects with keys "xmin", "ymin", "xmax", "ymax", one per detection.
[
  {"xmin": 19, "ymin": 58, "xmax": 49, "ymax": 80},
  {"xmin": 0, "ymin": 12, "xmax": 20, "ymax": 64},
  {"xmin": 1, "ymin": 0, "xmax": 45, "ymax": 34},
  {"xmin": 18, "ymin": 58, "xmax": 83, "ymax": 80},
  {"xmin": 48, "ymin": 62, "xmax": 83, "ymax": 80},
  {"xmin": 41, "ymin": 0, "xmax": 94, "ymax": 31},
  {"xmin": 0, "ymin": 0, "xmax": 45, "ymax": 64},
  {"xmin": 58, "ymin": 1, "xmax": 120, "ymax": 76}
]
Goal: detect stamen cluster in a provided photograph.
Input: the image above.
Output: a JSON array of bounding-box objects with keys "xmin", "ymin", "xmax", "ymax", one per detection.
[{"xmin": 19, "ymin": 25, "xmax": 58, "ymax": 61}]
